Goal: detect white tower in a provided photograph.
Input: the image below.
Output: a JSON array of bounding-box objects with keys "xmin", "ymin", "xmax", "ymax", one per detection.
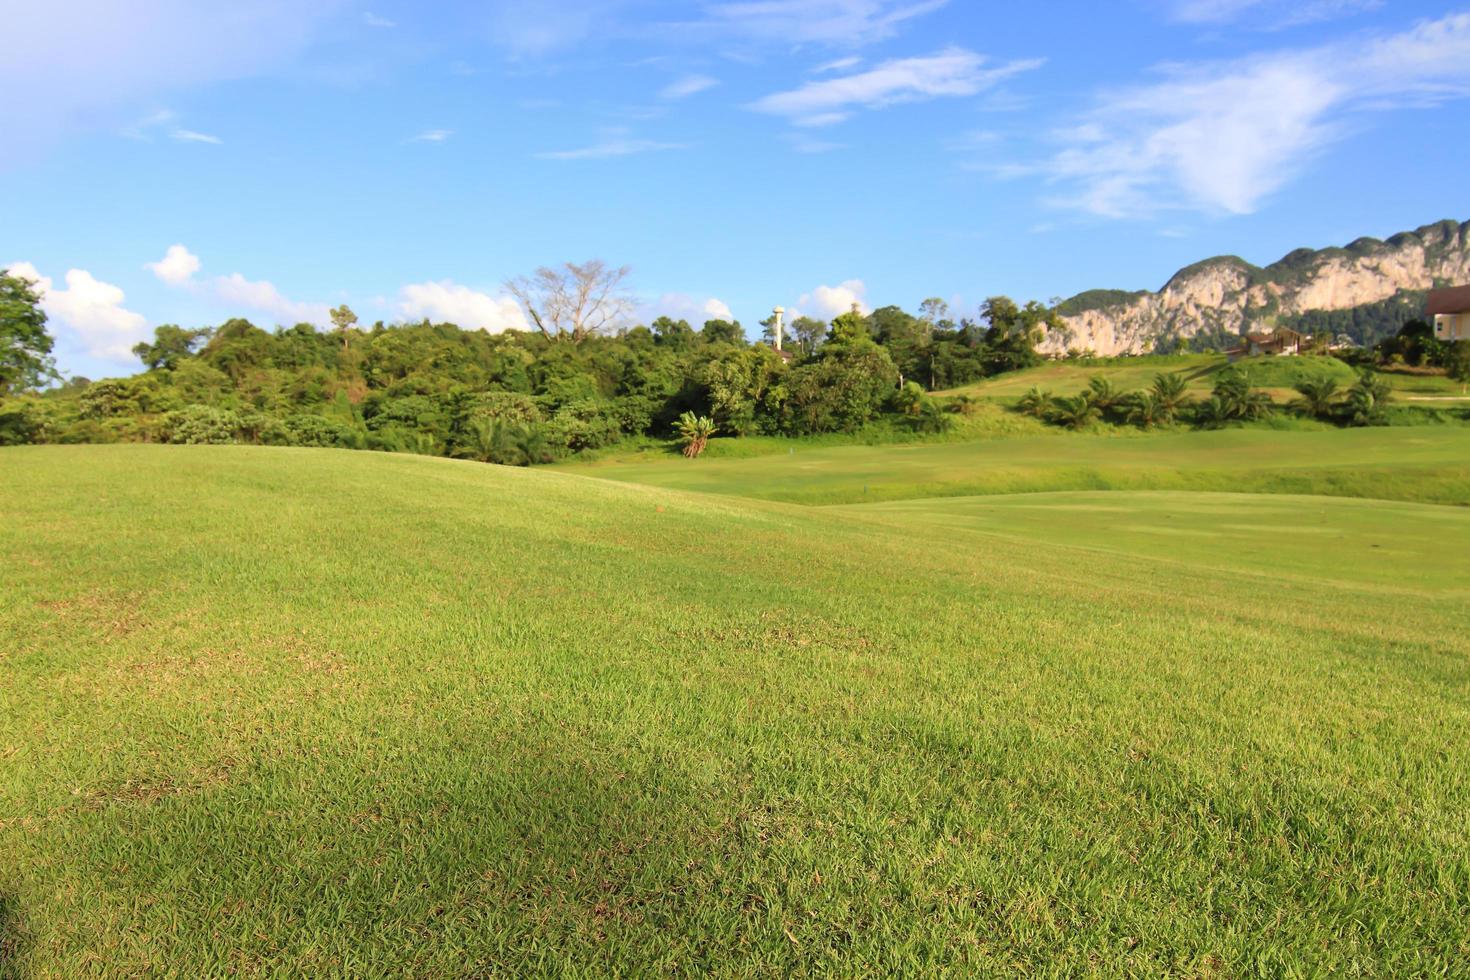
[{"xmin": 772, "ymin": 306, "xmax": 785, "ymax": 352}]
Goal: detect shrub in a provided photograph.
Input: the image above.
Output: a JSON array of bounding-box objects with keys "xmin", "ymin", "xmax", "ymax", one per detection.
[
  {"xmin": 675, "ymin": 412, "xmax": 717, "ymax": 458},
  {"xmin": 1015, "ymin": 386, "xmax": 1053, "ymax": 418},
  {"xmin": 163, "ymin": 405, "xmax": 244, "ymax": 444}
]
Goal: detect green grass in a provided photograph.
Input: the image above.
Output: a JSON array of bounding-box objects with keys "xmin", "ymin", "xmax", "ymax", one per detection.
[
  {"xmin": 4, "ymin": 445, "xmax": 1470, "ymax": 976},
  {"xmin": 939, "ymin": 354, "xmax": 1461, "ymax": 403},
  {"xmin": 567, "ymin": 426, "xmax": 1470, "ymax": 506}
]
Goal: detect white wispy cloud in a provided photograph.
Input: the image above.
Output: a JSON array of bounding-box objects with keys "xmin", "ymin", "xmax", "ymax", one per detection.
[
  {"xmin": 1034, "ymin": 11, "xmax": 1470, "ymax": 217},
  {"xmin": 409, "ymin": 129, "xmax": 453, "ymax": 142},
  {"xmin": 535, "ymin": 137, "xmax": 685, "ymax": 160},
  {"xmin": 145, "ymin": 244, "xmax": 201, "ymax": 285},
  {"xmin": 214, "ymin": 273, "xmax": 330, "ymax": 325},
  {"xmin": 171, "ymin": 128, "xmax": 222, "ymax": 144},
  {"xmin": 5, "ymin": 261, "xmax": 150, "ymax": 363},
  {"xmin": 363, "ymin": 11, "xmax": 396, "ymax": 28},
  {"xmin": 398, "ymin": 281, "xmax": 529, "ymax": 331},
  {"xmin": 660, "ymin": 74, "xmax": 720, "ymax": 99},
  {"xmin": 749, "ymin": 48, "xmax": 1044, "ymax": 127},
  {"xmin": 1169, "ymin": 0, "xmax": 1379, "ymax": 28},
  {"xmin": 692, "ymin": 0, "xmax": 949, "ymax": 46},
  {"xmin": 784, "ymin": 132, "xmax": 846, "ymax": 153},
  {"xmin": 3, "ymin": 1, "xmax": 342, "ymax": 158},
  {"xmin": 813, "ymin": 56, "xmax": 861, "ymax": 73},
  {"xmin": 643, "ymin": 293, "xmax": 736, "ymax": 325}
]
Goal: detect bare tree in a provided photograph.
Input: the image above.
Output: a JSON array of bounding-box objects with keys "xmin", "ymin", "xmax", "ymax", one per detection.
[{"xmin": 505, "ymin": 260, "xmax": 634, "ymax": 344}]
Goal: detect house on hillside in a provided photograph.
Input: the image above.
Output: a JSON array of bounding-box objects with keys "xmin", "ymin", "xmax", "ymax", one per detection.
[
  {"xmin": 1428, "ymin": 286, "xmax": 1470, "ymax": 341},
  {"xmin": 1229, "ymin": 326, "xmax": 1310, "ymax": 360}
]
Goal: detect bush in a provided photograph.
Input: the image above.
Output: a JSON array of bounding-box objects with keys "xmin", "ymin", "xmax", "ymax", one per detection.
[
  {"xmin": 163, "ymin": 405, "xmax": 244, "ymax": 444},
  {"xmin": 548, "ymin": 399, "xmax": 623, "ymax": 453},
  {"xmin": 284, "ymin": 414, "xmax": 359, "ymax": 448}
]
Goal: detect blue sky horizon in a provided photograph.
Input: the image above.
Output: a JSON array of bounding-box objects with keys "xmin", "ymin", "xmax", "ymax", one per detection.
[{"xmin": 4, "ymin": 0, "xmax": 1469, "ymax": 379}]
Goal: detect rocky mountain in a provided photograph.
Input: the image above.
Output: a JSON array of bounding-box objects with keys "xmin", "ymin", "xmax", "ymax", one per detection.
[{"xmin": 1051, "ymin": 219, "xmax": 1470, "ymax": 355}]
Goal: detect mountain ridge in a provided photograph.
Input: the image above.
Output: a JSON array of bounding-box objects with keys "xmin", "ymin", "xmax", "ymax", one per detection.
[{"xmin": 1051, "ymin": 219, "xmax": 1470, "ymax": 354}]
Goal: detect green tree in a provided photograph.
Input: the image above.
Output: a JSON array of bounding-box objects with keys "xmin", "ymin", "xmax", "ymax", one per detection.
[
  {"xmin": 788, "ymin": 316, "xmax": 826, "ymax": 357},
  {"xmin": 1150, "ymin": 373, "xmax": 1189, "ymax": 420},
  {"xmin": 675, "ymin": 412, "xmax": 716, "ymax": 458},
  {"xmin": 651, "ymin": 316, "xmax": 696, "ymax": 350},
  {"xmin": 0, "ymin": 268, "xmax": 57, "ymax": 395},
  {"xmin": 330, "ymin": 305, "xmax": 358, "ymax": 351},
  {"xmin": 700, "ymin": 319, "xmax": 745, "ymax": 345},
  {"xmin": 1293, "ymin": 377, "xmax": 1342, "ymax": 421},
  {"xmin": 1445, "ymin": 341, "xmax": 1470, "ymax": 393},
  {"xmin": 1016, "ymin": 386, "xmax": 1053, "ymax": 418},
  {"xmin": 1047, "ymin": 392, "xmax": 1100, "ymax": 430},
  {"xmin": 1086, "ymin": 376, "xmax": 1122, "ymax": 414},
  {"xmin": 1346, "ymin": 371, "xmax": 1392, "ymax": 426},
  {"xmin": 133, "ymin": 324, "xmax": 210, "ymax": 371},
  {"xmin": 1125, "ymin": 391, "xmax": 1166, "ymax": 429}
]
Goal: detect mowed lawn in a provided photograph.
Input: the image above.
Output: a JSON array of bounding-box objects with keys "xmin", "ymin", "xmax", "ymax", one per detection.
[
  {"xmin": 937, "ymin": 354, "xmax": 1470, "ymax": 403},
  {"xmin": 4, "ymin": 445, "xmax": 1470, "ymax": 976},
  {"xmin": 567, "ymin": 426, "xmax": 1470, "ymax": 505}
]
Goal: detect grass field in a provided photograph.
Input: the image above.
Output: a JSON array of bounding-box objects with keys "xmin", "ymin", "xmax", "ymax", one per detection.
[
  {"xmin": 938, "ymin": 353, "xmax": 1469, "ymax": 403},
  {"xmin": 567, "ymin": 426, "xmax": 1470, "ymax": 505},
  {"xmin": 4, "ymin": 444, "xmax": 1470, "ymax": 976}
]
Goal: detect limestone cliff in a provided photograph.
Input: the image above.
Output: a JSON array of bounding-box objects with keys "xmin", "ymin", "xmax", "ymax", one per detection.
[{"xmin": 1051, "ymin": 219, "xmax": 1470, "ymax": 355}]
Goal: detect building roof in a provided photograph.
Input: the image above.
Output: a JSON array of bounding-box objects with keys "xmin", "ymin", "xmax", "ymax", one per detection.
[{"xmin": 1427, "ymin": 285, "xmax": 1470, "ymax": 316}]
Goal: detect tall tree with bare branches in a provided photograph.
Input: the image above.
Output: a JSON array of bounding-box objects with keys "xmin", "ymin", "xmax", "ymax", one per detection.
[{"xmin": 505, "ymin": 260, "xmax": 634, "ymax": 344}]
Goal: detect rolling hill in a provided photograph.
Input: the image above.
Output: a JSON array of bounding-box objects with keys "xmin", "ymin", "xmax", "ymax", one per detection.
[{"xmin": 3, "ymin": 443, "xmax": 1470, "ymax": 975}]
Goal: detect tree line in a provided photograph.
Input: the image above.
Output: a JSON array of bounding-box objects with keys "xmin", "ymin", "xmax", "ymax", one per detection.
[{"xmin": 0, "ymin": 263, "xmax": 1064, "ymax": 460}]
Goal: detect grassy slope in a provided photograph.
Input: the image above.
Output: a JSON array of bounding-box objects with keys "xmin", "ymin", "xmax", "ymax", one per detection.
[
  {"xmin": 567, "ymin": 426, "xmax": 1470, "ymax": 506},
  {"xmin": 4, "ymin": 445, "xmax": 1470, "ymax": 975},
  {"xmin": 938, "ymin": 354, "xmax": 1466, "ymax": 401}
]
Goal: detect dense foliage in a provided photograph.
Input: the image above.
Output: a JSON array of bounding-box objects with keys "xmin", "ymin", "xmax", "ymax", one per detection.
[{"xmin": 0, "ymin": 274, "xmax": 1064, "ymax": 460}]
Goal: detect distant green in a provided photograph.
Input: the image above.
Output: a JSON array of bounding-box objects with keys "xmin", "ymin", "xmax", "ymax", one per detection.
[{"xmin": 568, "ymin": 426, "xmax": 1470, "ymax": 505}]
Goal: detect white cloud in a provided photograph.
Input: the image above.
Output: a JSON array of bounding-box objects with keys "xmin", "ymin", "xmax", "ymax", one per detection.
[
  {"xmin": 2, "ymin": 0, "xmax": 344, "ymax": 157},
  {"xmin": 146, "ymin": 244, "xmax": 201, "ymax": 285},
  {"xmin": 536, "ymin": 137, "xmax": 685, "ymax": 160},
  {"xmin": 749, "ymin": 48, "xmax": 1044, "ymax": 127},
  {"xmin": 409, "ymin": 129, "xmax": 453, "ymax": 142},
  {"xmin": 813, "ymin": 56, "xmax": 861, "ymax": 73},
  {"xmin": 215, "ymin": 272, "xmax": 330, "ymax": 325},
  {"xmin": 171, "ymin": 128, "xmax": 222, "ymax": 144},
  {"xmin": 397, "ymin": 281, "xmax": 529, "ymax": 332},
  {"xmin": 785, "ymin": 132, "xmax": 845, "ymax": 153},
  {"xmin": 1169, "ymin": 0, "xmax": 1378, "ymax": 27},
  {"xmin": 660, "ymin": 74, "xmax": 719, "ymax": 99},
  {"xmin": 797, "ymin": 280, "xmax": 868, "ymax": 319},
  {"xmin": 642, "ymin": 293, "xmax": 736, "ymax": 325},
  {"xmin": 363, "ymin": 11, "xmax": 396, "ymax": 27},
  {"xmin": 693, "ymin": 0, "xmax": 949, "ymax": 46},
  {"xmin": 7, "ymin": 261, "xmax": 150, "ymax": 362},
  {"xmin": 1037, "ymin": 12, "xmax": 1470, "ymax": 217}
]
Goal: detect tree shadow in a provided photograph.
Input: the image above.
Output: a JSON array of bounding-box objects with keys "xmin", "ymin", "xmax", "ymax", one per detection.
[{"xmin": 0, "ymin": 894, "xmax": 24, "ymax": 979}]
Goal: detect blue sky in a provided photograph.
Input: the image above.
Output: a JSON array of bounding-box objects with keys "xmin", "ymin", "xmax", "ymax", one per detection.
[{"xmin": 4, "ymin": 0, "xmax": 1469, "ymax": 379}]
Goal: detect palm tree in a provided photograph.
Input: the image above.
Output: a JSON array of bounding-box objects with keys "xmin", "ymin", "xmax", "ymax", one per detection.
[
  {"xmin": 1151, "ymin": 372, "xmax": 1189, "ymax": 419},
  {"xmin": 675, "ymin": 412, "xmax": 717, "ymax": 458},
  {"xmin": 1194, "ymin": 394, "xmax": 1234, "ymax": 429},
  {"xmin": 1346, "ymin": 371, "xmax": 1392, "ymax": 426},
  {"xmin": 1125, "ymin": 391, "xmax": 1165, "ymax": 429},
  {"xmin": 1212, "ymin": 368, "xmax": 1273, "ymax": 421},
  {"xmin": 1016, "ymin": 386, "xmax": 1053, "ymax": 418},
  {"xmin": 1293, "ymin": 377, "xmax": 1341, "ymax": 420},
  {"xmin": 1086, "ymin": 376, "xmax": 1122, "ymax": 413},
  {"xmin": 1048, "ymin": 392, "xmax": 1100, "ymax": 430}
]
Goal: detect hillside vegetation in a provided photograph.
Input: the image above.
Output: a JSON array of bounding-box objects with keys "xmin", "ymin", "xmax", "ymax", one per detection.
[{"xmin": 3, "ymin": 444, "xmax": 1470, "ymax": 975}]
